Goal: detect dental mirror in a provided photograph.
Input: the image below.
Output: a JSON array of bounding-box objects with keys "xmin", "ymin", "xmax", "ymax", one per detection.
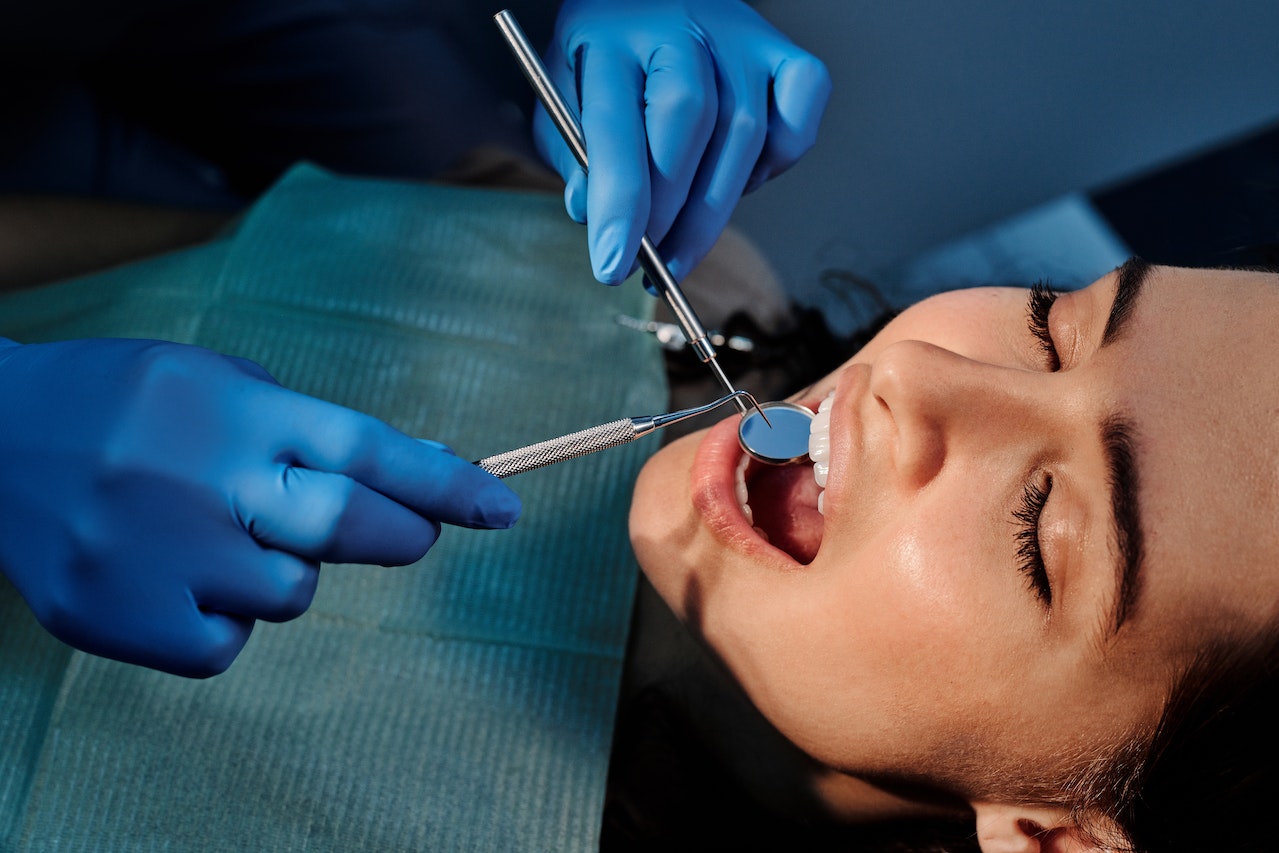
[{"xmin": 738, "ymin": 401, "xmax": 814, "ymax": 465}]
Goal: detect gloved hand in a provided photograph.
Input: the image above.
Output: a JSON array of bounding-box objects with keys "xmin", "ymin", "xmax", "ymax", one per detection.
[
  {"xmin": 537, "ymin": 0, "xmax": 831, "ymax": 285},
  {"xmin": 0, "ymin": 337, "xmax": 520, "ymax": 677}
]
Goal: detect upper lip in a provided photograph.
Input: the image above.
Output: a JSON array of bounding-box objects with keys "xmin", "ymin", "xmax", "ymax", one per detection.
[
  {"xmin": 689, "ymin": 395, "xmax": 826, "ymax": 571},
  {"xmin": 824, "ymin": 363, "xmax": 875, "ymax": 507}
]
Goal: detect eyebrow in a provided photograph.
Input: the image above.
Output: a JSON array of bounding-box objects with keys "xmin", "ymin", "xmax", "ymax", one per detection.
[
  {"xmin": 1102, "ymin": 416, "xmax": 1144, "ymax": 636},
  {"xmin": 1102, "ymin": 256, "xmax": 1150, "ymax": 346},
  {"xmin": 1099, "ymin": 257, "xmax": 1152, "ymax": 637}
]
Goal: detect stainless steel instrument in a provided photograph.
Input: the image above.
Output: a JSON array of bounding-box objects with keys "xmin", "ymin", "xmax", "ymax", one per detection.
[{"xmin": 476, "ymin": 390, "xmax": 760, "ymax": 478}]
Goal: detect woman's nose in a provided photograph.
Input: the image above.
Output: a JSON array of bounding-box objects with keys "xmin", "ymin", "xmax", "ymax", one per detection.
[{"xmin": 868, "ymin": 339, "xmax": 1046, "ymax": 487}]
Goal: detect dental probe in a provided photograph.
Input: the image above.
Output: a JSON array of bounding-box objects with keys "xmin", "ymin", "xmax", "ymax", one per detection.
[
  {"xmin": 494, "ymin": 9, "xmax": 756, "ymax": 420},
  {"xmin": 476, "ymin": 391, "xmax": 760, "ymax": 478}
]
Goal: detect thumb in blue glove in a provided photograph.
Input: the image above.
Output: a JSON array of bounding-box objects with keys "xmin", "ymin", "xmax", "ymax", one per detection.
[
  {"xmin": 536, "ymin": 0, "xmax": 831, "ymax": 285},
  {"xmin": 0, "ymin": 338, "xmax": 520, "ymax": 677}
]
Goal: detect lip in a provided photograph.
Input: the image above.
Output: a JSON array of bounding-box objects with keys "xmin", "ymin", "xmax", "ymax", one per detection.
[
  {"xmin": 824, "ymin": 363, "xmax": 871, "ymax": 511},
  {"xmin": 689, "ymin": 397, "xmax": 824, "ymax": 571}
]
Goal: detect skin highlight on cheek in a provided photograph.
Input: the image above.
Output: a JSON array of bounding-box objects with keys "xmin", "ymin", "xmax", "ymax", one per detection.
[{"xmin": 885, "ymin": 529, "xmax": 959, "ymax": 616}]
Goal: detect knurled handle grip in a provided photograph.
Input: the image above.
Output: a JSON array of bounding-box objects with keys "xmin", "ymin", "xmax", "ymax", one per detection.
[{"xmin": 475, "ymin": 419, "xmax": 637, "ymax": 478}]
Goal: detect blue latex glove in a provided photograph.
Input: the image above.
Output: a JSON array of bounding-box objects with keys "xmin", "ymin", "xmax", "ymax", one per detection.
[
  {"xmin": 537, "ymin": 0, "xmax": 831, "ymax": 285},
  {"xmin": 0, "ymin": 337, "xmax": 521, "ymax": 677}
]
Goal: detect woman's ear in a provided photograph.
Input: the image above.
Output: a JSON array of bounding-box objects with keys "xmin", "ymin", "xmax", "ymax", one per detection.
[{"xmin": 972, "ymin": 801, "xmax": 1121, "ymax": 853}]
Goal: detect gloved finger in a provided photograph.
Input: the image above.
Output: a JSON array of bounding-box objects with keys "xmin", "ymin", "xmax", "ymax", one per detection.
[
  {"xmin": 536, "ymin": 106, "xmax": 589, "ymax": 224},
  {"xmin": 234, "ymin": 465, "xmax": 445, "ymax": 567},
  {"xmin": 578, "ymin": 42, "xmax": 651, "ymax": 284},
  {"xmin": 744, "ymin": 52, "xmax": 832, "ymax": 194},
  {"xmin": 132, "ymin": 608, "xmax": 255, "ymax": 679},
  {"xmin": 180, "ymin": 611, "xmax": 255, "ymax": 678},
  {"xmin": 189, "ymin": 533, "xmax": 321, "ymax": 623},
  {"xmin": 656, "ymin": 64, "xmax": 771, "ymax": 283},
  {"xmin": 641, "ymin": 37, "xmax": 718, "ymax": 250},
  {"xmin": 563, "ymin": 167, "xmax": 588, "ymax": 225},
  {"xmin": 45, "ymin": 579, "xmax": 256, "ymax": 679},
  {"xmin": 532, "ymin": 40, "xmax": 589, "ymax": 224},
  {"xmin": 182, "ymin": 611, "xmax": 255, "ymax": 678},
  {"xmin": 226, "ymin": 354, "xmax": 280, "ymax": 386},
  {"xmin": 268, "ymin": 397, "xmax": 522, "ymax": 530}
]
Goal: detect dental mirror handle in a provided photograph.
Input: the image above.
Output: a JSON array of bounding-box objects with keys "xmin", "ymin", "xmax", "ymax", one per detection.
[
  {"xmin": 475, "ymin": 390, "xmax": 759, "ymax": 478},
  {"xmin": 493, "ymin": 9, "xmax": 749, "ymax": 417},
  {"xmin": 476, "ymin": 418, "xmax": 641, "ymax": 479}
]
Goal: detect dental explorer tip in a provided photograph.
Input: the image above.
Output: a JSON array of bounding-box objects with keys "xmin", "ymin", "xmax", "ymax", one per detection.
[
  {"xmin": 738, "ymin": 391, "xmax": 772, "ymax": 428},
  {"xmin": 706, "ymin": 358, "xmax": 772, "ymax": 424}
]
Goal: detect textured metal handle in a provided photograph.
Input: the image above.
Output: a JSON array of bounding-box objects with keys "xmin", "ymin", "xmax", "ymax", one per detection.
[{"xmin": 475, "ymin": 419, "xmax": 638, "ymax": 478}]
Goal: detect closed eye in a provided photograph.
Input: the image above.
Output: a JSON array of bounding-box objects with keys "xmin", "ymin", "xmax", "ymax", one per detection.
[
  {"xmin": 1026, "ymin": 281, "xmax": 1060, "ymax": 371},
  {"xmin": 1013, "ymin": 475, "xmax": 1053, "ymax": 606}
]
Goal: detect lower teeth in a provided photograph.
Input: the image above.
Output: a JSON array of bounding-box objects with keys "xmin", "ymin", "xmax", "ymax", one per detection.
[{"xmin": 736, "ymin": 454, "xmax": 754, "ymax": 523}]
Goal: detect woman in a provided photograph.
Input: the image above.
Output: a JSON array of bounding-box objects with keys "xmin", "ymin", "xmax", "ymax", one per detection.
[{"xmin": 625, "ymin": 258, "xmax": 1279, "ymax": 851}]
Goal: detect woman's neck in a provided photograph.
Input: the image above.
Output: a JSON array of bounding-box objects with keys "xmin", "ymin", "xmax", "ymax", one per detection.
[{"xmin": 620, "ymin": 609, "xmax": 967, "ymax": 827}]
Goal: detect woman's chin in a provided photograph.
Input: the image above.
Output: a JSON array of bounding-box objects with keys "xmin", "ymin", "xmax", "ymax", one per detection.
[{"xmin": 629, "ymin": 430, "xmax": 710, "ymax": 622}]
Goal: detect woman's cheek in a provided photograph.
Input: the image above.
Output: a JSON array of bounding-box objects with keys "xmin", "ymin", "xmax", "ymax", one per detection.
[
  {"xmin": 857, "ymin": 524, "xmax": 982, "ymax": 665},
  {"xmin": 836, "ymin": 525, "xmax": 1003, "ymax": 745},
  {"xmin": 629, "ymin": 437, "xmax": 705, "ymax": 615}
]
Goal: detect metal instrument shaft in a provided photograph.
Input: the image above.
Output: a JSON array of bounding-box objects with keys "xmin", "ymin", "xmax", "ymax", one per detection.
[
  {"xmin": 493, "ymin": 9, "xmax": 751, "ymax": 417},
  {"xmin": 476, "ymin": 390, "xmax": 759, "ymax": 478}
]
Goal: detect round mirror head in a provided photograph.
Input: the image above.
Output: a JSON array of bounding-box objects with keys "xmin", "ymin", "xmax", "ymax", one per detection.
[{"xmin": 737, "ymin": 401, "xmax": 813, "ymax": 465}]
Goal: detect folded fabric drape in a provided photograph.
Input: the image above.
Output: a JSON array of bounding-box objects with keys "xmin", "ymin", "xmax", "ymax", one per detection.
[{"xmin": 0, "ymin": 163, "xmax": 666, "ymax": 852}]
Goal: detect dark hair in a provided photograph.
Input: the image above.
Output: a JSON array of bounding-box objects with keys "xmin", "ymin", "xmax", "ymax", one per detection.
[
  {"xmin": 602, "ymin": 681, "xmax": 983, "ymax": 852},
  {"xmin": 1114, "ymin": 629, "xmax": 1279, "ymax": 852}
]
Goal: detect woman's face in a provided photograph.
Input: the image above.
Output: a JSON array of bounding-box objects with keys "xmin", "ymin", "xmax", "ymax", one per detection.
[{"xmin": 629, "ymin": 262, "xmax": 1279, "ymax": 801}]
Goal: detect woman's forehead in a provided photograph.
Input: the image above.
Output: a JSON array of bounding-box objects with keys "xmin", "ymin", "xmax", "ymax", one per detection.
[{"xmin": 1107, "ymin": 266, "xmax": 1279, "ymax": 655}]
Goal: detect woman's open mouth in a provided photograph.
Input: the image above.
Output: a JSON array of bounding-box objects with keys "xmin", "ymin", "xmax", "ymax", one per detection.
[{"xmin": 732, "ymin": 394, "xmax": 831, "ymax": 564}]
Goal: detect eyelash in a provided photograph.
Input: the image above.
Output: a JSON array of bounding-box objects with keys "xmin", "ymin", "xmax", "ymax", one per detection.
[
  {"xmin": 1013, "ymin": 281, "xmax": 1061, "ymax": 606},
  {"xmin": 1027, "ymin": 281, "xmax": 1061, "ymax": 370},
  {"xmin": 1013, "ymin": 476, "xmax": 1053, "ymax": 606}
]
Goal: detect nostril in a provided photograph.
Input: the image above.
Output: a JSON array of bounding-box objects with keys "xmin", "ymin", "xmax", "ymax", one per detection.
[
  {"xmin": 868, "ymin": 342, "xmax": 953, "ymax": 488},
  {"xmin": 895, "ymin": 420, "xmax": 946, "ymax": 488}
]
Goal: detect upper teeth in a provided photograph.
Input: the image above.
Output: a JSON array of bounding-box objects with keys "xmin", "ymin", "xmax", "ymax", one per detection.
[
  {"xmin": 733, "ymin": 392, "xmax": 834, "ymax": 528},
  {"xmin": 809, "ymin": 393, "xmax": 834, "ymax": 514}
]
